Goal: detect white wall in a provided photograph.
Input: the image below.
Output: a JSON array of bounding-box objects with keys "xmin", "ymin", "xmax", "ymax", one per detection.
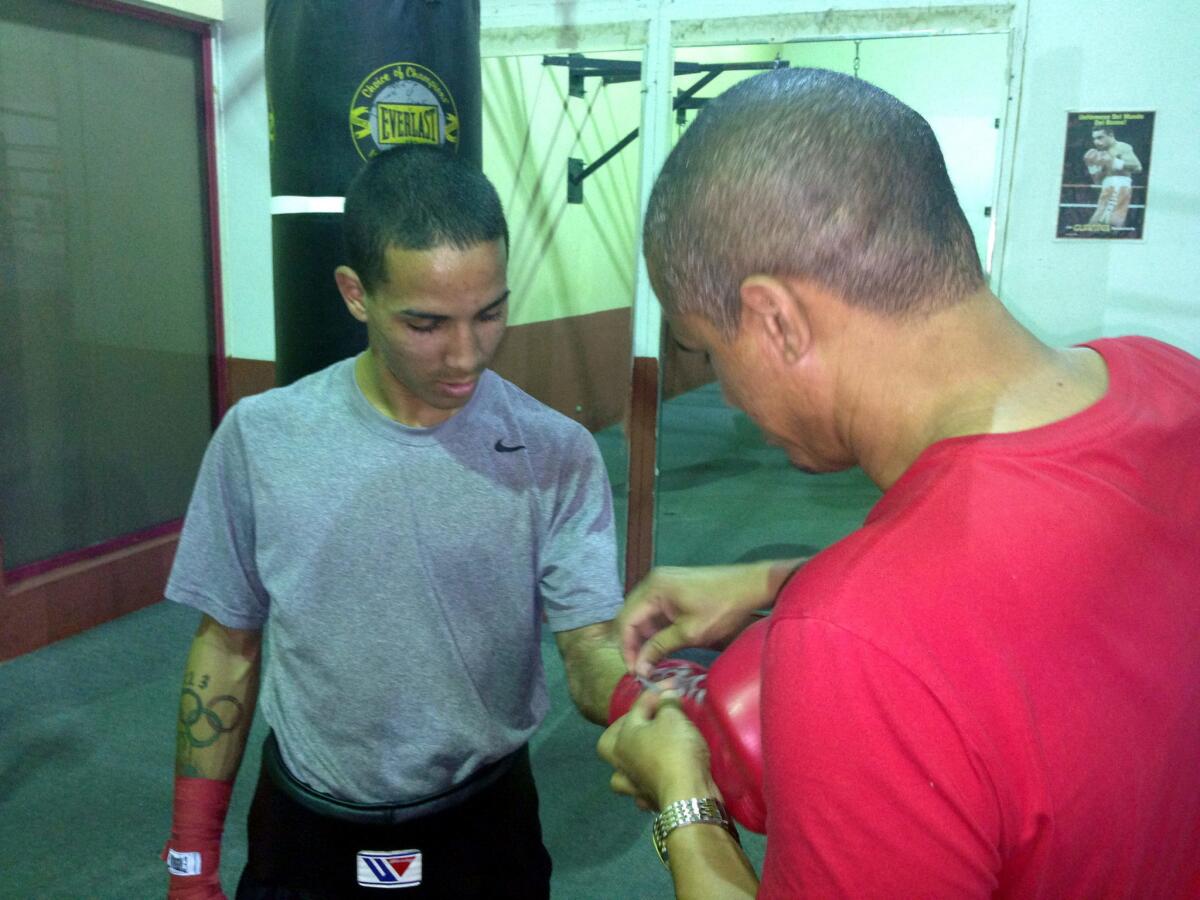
[
  {"xmin": 212, "ymin": 0, "xmax": 1200, "ymax": 360},
  {"xmin": 211, "ymin": 3, "xmax": 274, "ymax": 360},
  {"xmin": 767, "ymin": 34, "xmax": 1009, "ymax": 276},
  {"xmin": 996, "ymin": 0, "xmax": 1199, "ymax": 353}
]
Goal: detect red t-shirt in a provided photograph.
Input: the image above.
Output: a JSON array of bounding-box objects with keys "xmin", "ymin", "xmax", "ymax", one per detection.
[{"xmin": 759, "ymin": 337, "xmax": 1200, "ymax": 898}]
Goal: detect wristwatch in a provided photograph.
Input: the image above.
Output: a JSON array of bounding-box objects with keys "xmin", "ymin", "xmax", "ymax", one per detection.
[{"xmin": 652, "ymin": 797, "xmax": 740, "ymax": 867}]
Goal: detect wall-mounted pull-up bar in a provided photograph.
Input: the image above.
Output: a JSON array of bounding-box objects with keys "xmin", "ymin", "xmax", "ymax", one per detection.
[{"xmin": 542, "ymin": 53, "xmax": 788, "ymax": 204}]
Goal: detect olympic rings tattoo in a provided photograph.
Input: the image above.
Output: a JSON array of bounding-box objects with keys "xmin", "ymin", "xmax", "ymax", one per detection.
[{"xmin": 178, "ymin": 688, "xmax": 244, "ymax": 749}]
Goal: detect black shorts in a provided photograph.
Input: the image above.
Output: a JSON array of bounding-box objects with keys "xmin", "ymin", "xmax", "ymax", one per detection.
[{"xmin": 236, "ymin": 734, "xmax": 552, "ymax": 899}]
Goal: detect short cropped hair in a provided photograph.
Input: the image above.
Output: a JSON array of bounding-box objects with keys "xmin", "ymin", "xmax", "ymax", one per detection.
[
  {"xmin": 1092, "ymin": 126, "xmax": 1115, "ymax": 136},
  {"xmin": 644, "ymin": 68, "xmax": 984, "ymax": 336},
  {"xmin": 342, "ymin": 145, "xmax": 508, "ymax": 291}
]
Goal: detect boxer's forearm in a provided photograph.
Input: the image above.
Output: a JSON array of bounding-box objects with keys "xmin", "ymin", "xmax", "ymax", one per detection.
[
  {"xmin": 175, "ymin": 614, "xmax": 262, "ymax": 781},
  {"xmin": 555, "ymin": 621, "xmax": 629, "ymax": 725},
  {"xmin": 667, "ymin": 823, "xmax": 759, "ymax": 899}
]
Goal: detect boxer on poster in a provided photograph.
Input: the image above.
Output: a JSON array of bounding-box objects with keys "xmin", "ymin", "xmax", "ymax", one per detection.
[{"xmin": 1084, "ymin": 125, "xmax": 1143, "ymax": 228}]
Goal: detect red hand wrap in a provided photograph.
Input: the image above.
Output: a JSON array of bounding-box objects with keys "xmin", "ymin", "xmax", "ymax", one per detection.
[
  {"xmin": 608, "ymin": 620, "xmax": 769, "ymax": 833},
  {"xmin": 608, "ymin": 658, "xmax": 709, "ymax": 724},
  {"xmin": 162, "ymin": 776, "xmax": 233, "ymax": 900}
]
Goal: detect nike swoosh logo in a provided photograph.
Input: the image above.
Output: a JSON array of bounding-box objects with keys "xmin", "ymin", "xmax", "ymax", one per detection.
[{"xmin": 494, "ymin": 440, "xmax": 526, "ymax": 453}]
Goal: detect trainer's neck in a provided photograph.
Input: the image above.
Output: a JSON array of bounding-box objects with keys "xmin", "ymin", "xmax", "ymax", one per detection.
[{"xmin": 838, "ymin": 290, "xmax": 1110, "ymax": 490}]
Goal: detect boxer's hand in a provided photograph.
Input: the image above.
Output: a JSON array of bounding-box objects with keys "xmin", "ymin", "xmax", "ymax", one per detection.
[
  {"xmin": 165, "ymin": 862, "xmax": 226, "ymax": 900},
  {"xmin": 619, "ymin": 563, "xmax": 786, "ymax": 676},
  {"xmin": 598, "ymin": 689, "xmax": 718, "ymax": 812},
  {"xmin": 1083, "ymin": 148, "xmax": 1103, "ymax": 176},
  {"xmin": 608, "ymin": 658, "xmax": 709, "ymax": 725},
  {"xmin": 164, "ymin": 777, "xmax": 232, "ymax": 899}
]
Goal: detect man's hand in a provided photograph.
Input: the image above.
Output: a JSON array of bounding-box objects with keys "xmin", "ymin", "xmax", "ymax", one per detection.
[
  {"xmin": 619, "ymin": 560, "xmax": 804, "ymax": 676},
  {"xmin": 598, "ymin": 689, "xmax": 718, "ymax": 812},
  {"xmin": 600, "ymin": 692, "xmax": 762, "ymax": 898}
]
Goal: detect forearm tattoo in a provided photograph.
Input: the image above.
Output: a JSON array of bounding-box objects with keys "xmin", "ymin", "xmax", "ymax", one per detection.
[{"xmin": 176, "ymin": 670, "xmax": 246, "ymax": 775}]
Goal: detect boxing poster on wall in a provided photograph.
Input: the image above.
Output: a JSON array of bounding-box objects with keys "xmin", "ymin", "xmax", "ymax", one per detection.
[{"xmin": 1056, "ymin": 111, "xmax": 1155, "ymax": 240}]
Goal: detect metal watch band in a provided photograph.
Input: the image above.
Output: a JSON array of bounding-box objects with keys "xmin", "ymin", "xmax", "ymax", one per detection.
[{"xmin": 652, "ymin": 796, "xmax": 740, "ymax": 867}]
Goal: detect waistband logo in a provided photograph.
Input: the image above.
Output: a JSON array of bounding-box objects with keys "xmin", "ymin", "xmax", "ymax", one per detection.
[{"xmin": 356, "ymin": 849, "xmax": 422, "ymax": 889}]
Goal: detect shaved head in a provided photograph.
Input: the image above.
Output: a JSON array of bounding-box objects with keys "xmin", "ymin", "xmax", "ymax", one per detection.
[{"xmin": 644, "ymin": 68, "xmax": 984, "ymax": 337}]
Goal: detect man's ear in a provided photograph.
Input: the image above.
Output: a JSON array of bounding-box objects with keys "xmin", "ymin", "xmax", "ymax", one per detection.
[
  {"xmin": 335, "ymin": 266, "xmax": 369, "ymax": 324},
  {"xmin": 739, "ymin": 275, "xmax": 811, "ymax": 365}
]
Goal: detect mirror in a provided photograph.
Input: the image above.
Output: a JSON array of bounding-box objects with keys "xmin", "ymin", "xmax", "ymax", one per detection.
[{"xmin": 482, "ymin": 49, "xmax": 647, "ymax": 567}]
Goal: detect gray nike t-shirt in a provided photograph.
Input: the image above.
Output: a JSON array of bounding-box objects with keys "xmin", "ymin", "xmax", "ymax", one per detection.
[{"xmin": 166, "ymin": 359, "xmax": 622, "ymax": 803}]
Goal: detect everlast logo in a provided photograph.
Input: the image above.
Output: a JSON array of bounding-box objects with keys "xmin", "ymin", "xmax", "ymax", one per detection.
[
  {"xmin": 378, "ymin": 103, "xmax": 439, "ymax": 145},
  {"xmin": 349, "ymin": 61, "xmax": 459, "ymax": 161}
]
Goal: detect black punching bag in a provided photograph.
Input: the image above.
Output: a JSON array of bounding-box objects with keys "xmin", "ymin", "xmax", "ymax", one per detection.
[{"xmin": 265, "ymin": 1, "xmax": 482, "ymax": 386}]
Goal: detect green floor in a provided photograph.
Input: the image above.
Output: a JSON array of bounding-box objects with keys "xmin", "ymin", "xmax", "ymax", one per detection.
[{"xmin": 0, "ymin": 383, "xmax": 880, "ymax": 898}]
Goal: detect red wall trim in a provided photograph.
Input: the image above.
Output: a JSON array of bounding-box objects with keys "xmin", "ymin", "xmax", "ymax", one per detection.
[
  {"xmin": 4, "ymin": 520, "xmax": 183, "ymax": 586},
  {"xmin": 624, "ymin": 356, "xmax": 660, "ymax": 594},
  {"xmin": 65, "ymin": 0, "xmax": 210, "ymax": 32}
]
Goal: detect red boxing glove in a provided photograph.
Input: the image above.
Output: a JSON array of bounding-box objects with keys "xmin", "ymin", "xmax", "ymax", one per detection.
[
  {"xmin": 162, "ymin": 776, "xmax": 233, "ymax": 899},
  {"xmin": 704, "ymin": 618, "xmax": 767, "ymax": 833},
  {"xmin": 608, "ymin": 618, "xmax": 768, "ymax": 833}
]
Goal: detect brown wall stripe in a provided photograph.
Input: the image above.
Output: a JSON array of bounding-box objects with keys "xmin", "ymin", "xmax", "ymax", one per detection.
[
  {"xmin": 0, "ymin": 533, "xmax": 179, "ymax": 661},
  {"xmin": 226, "ymin": 356, "xmax": 277, "ymax": 407}
]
